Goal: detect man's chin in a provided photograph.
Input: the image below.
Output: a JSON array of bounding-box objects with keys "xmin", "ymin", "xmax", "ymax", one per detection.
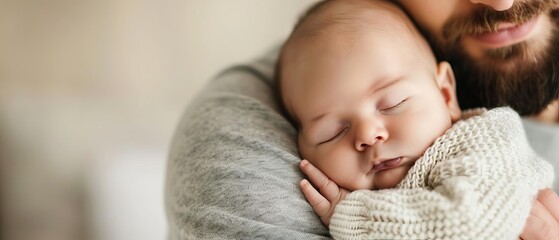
[
  {"xmin": 473, "ymin": 54, "xmax": 525, "ymax": 74},
  {"xmin": 451, "ymin": 53, "xmax": 558, "ymax": 115},
  {"xmin": 448, "ymin": 31, "xmax": 559, "ymax": 115}
]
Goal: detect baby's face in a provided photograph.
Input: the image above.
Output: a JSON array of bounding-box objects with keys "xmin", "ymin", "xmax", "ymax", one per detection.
[{"xmin": 280, "ymin": 4, "xmax": 460, "ymax": 190}]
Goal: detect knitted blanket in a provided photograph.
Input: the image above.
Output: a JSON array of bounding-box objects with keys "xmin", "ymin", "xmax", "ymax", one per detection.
[{"xmin": 330, "ymin": 107, "xmax": 554, "ymax": 239}]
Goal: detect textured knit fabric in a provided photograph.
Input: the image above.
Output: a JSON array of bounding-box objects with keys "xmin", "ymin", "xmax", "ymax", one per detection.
[{"xmin": 330, "ymin": 107, "xmax": 554, "ymax": 240}]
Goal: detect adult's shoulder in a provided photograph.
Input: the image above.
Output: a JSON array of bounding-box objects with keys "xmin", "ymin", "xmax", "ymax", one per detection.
[
  {"xmin": 522, "ymin": 116, "xmax": 559, "ymax": 192},
  {"xmin": 165, "ymin": 48, "xmax": 330, "ymax": 239}
]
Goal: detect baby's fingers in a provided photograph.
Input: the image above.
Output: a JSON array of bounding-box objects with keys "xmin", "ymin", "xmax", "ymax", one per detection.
[
  {"xmin": 300, "ymin": 179, "xmax": 331, "ymax": 225},
  {"xmin": 520, "ymin": 199, "xmax": 559, "ymax": 240},
  {"xmin": 300, "ymin": 159, "xmax": 340, "ymax": 201},
  {"xmin": 537, "ymin": 189, "xmax": 559, "ymax": 222}
]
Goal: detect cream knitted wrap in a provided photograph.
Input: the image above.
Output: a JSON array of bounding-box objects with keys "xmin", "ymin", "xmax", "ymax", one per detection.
[{"xmin": 329, "ymin": 107, "xmax": 554, "ymax": 240}]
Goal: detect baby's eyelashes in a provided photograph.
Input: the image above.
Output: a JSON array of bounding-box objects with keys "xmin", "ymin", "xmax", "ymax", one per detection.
[
  {"xmin": 318, "ymin": 127, "xmax": 348, "ymax": 145},
  {"xmin": 379, "ymin": 98, "xmax": 408, "ymax": 114}
]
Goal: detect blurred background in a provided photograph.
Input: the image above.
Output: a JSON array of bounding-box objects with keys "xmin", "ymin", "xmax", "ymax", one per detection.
[{"xmin": 0, "ymin": 0, "xmax": 317, "ymax": 239}]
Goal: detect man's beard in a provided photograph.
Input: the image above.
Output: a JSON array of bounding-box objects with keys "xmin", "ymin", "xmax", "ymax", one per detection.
[{"xmin": 429, "ymin": 1, "xmax": 559, "ymax": 116}]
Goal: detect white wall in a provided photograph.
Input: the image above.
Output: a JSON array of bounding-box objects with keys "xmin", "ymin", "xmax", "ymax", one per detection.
[{"xmin": 0, "ymin": 0, "xmax": 317, "ymax": 239}]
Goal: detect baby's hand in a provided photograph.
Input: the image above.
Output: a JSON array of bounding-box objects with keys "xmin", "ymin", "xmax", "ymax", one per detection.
[{"xmin": 299, "ymin": 159, "xmax": 349, "ymax": 226}]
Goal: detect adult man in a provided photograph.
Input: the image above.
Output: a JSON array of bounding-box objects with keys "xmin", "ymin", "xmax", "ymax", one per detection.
[
  {"xmin": 396, "ymin": 0, "xmax": 559, "ymax": 119},
  {"xmin": 165, "ymin": 0, "xmax": 559, "ymax": 239}
]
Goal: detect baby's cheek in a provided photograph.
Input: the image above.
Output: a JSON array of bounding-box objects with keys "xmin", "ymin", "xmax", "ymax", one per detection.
[
  {"xmin": 297, "ymin": 136, "xmax": 313, "ymax": 160},
  {"xmin": 320, "ymin": 152, "xmax": 358, "ymax": 187}
]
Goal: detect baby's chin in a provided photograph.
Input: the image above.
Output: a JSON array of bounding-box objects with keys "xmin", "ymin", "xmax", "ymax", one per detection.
[{"xmin": 372, "ymin": 165, "xmax": 413, "ymax": 190}]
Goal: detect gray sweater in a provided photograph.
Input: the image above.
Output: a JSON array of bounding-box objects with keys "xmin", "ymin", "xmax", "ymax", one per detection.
[
  {"xmin": 523, "ymin": 119, "xmax": 559, "ymax": 191},
  {"xmin": 165, "ymin": 50, "xmax": 558, "ymax": 239}
]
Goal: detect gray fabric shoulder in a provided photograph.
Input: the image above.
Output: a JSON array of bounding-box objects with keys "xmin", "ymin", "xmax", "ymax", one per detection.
[
  {"xmin": 523, "ymin": 118, "xmax": 559, "ymax": 192},
  {"xmin": 165, "ymin": 49, "xmax": 330, "ymax": 239}
]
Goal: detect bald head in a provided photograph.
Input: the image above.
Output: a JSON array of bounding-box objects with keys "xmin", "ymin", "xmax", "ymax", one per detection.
[{"xmin": 277, "ymin": 0, "xmax": 440, "ymax": 126}]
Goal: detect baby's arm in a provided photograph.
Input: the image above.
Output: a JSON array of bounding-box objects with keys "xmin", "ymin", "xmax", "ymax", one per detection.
[{"xmin": 330, "ymin": 173, "xmax": 519, "ymax": 239}]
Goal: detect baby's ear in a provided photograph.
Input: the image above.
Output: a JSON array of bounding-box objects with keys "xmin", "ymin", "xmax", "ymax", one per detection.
[{"xmin": 436, "ymin": 61, "xmax": 461, "ymax": 122}]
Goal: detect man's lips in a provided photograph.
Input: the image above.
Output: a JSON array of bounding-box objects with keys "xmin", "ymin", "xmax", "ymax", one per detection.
[
  {"xmin": 369, "ymin": 157, "xmax": 403, "ymax": 173},
  {"xmin": 468, "ymin": 16, "xmax": 540, "ymax": 48}
]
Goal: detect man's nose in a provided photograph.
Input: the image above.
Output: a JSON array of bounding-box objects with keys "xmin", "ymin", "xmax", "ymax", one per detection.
[
  {"xmin": 469, "ymin": 0, "xmax": 514, "ymax": 11},
  {"xmin": 354, "ymin": 120, "xmax": 389, "ymax": 152}
]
